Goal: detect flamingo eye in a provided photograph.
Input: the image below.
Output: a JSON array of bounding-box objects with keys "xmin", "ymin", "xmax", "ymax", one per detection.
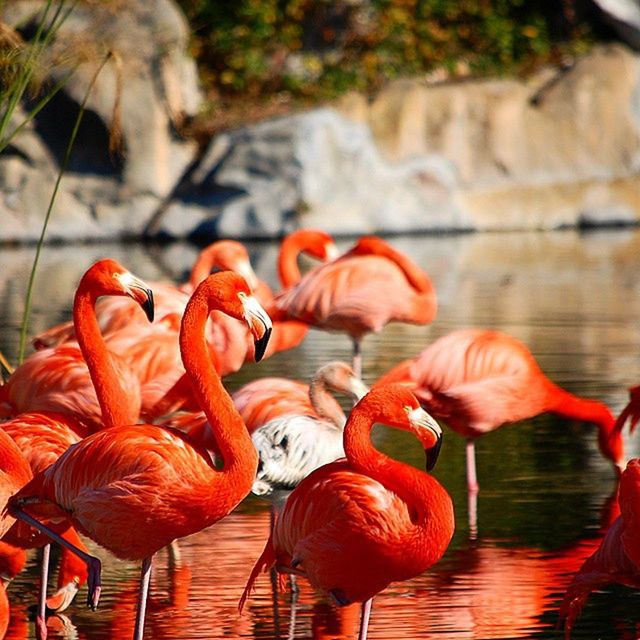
[{"xmin": 238, "ymin": 291, "xmax": 247, "ymax": 299}]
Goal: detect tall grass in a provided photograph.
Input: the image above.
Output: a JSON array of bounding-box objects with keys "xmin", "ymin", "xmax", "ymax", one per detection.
[{"xmin": 1, "ymin": 1, "xmax": 114, "ymax": 365}]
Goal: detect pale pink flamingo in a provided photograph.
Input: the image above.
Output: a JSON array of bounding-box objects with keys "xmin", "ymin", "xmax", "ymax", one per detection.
[
  {"xmin": 240, "ymin": 384, "xmax": 454, "ymax": 640},
  {"xmin": 271, "ymin": 235, "xmax": 437, "ymax": 378},
  {"xmin": 376, "ymin": 328, "xmax": 624, "ymax": 535},
  {"xmin": 9, "ymin": 271, "xmax": 272, "ymax": 640},
  {"xmin": 250, "ymin": 361, "xmax": 369, "ymax": 497}
]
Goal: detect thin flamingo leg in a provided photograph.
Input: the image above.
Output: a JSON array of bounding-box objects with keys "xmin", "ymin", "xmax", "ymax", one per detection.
[
  {"xmin": 9, "ymin": 506, "xmax": 102, "ymax": 610},
  {"xmin": 465, "ymin": 439, "xmax": 479, "ymax": 493},
  {"xmin": 36, "ymin": 543, "xmax": 50, "ymax": 640},
  {"xmin": 133, "ymin": 556, "xmax": 153, "ymax": 640},
  {"xmin": 352, "ymin": 338, "xmax": 362, "ymax": 380},
  {"xmin": 358, "ymin": 598, "xmax": 373, "ymax": 640}
]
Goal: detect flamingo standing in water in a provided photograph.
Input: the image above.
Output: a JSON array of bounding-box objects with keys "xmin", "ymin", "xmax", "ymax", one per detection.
[
  {"xmin": 376, "ymin": 328, "xmax": 624, "ymax": 535},
  {"xmin": 560, "ymin": 458, "xmax": 640, "ymax": 638},
  {"xmin": 9, "ymin": 271, "xmax": 272, "ymax": 640},
  {"xmin": 0, "ymin": 261, "xmax": 155, "ymax": 634},
  {"xmin": 271, "ymin": 236, "xmax": 437, "ymax": 377},
  {"xmin": 240, "ymin": 384, "xmax": 454, "ymax": 640}
]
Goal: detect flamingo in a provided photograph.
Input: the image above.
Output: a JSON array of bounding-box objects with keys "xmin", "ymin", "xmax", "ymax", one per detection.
[
  {"xmin": 251, "ymin": 361, "xmax": 369, "ymax": 497},
  {"xmin": 0, "ymin": 263, "xmax": 154, "ymax": 432},
  {"xmin": 9, "ymin": 270, "xmax": 272, "ymax": 640},
  {"xmin": 560, "ymin": 458, "xmax": 640, "ymax": 638},
  {"xmin": 271, "ymin": 235, "xmax": 437, "ymax": 377},
  {"xmin": 147, "ymin": 228, "xmax": 339, "ymax": 419},
  {"xmin": 376, "ymin": 328, "xmax": 624, "ymax": 535},
  {"xmin": 29, "ymin": 239, "xmax": 259, "ymax": 350},
  {"xmin": 240, "ymin": 384, "xmax": 454, "ymax": 640}
]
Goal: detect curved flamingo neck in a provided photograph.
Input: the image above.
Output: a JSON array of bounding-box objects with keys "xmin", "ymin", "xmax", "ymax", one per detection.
[
  {"xmin": 343, "ymin": 405, "xmax": 449, "ymax": 525},
  {"xmin": 277, "ymin": 235, "xmax": 308, "ymax": 288},
  {"xmin": 187, "ymin": 248, "xmax": 219, "ymax": 291},
  {"xmin": 179, "ymin": 284, "xmax": 258, "ymax": 498},
  {"xmin": 73, "ymin": 287, "xmax": 136, "ymax": 429},
  {"xmin": 546, "ymin": 385, "xmax": 622, "ymax": 467},
  {"xmin": 352, "ymin": 239, "xmax": 432, "ymax": 293},
  {"xmin": 308, "ymin": 376, "xmax": 345, "ymax": 428}
]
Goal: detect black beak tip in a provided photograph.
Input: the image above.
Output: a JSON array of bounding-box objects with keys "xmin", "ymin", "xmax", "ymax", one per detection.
[
  {"xmin": 425, "ymin": 434, "xmax": 443, "ymax": 471},
  {"xmin": 143, "ymin": 289, "xmax": 155, "ymax": 323},
  {"xmin": 254, "ymin": 327, "xmax": 272, "ymax": 362}
]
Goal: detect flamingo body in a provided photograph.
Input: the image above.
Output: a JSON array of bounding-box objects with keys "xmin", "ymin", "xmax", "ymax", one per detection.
[
  {"xmin": 242, "ymin": 384, "xmax": 454, "ymax": 638},
  {"xmin": 560, "ymin": 459, "xmax": 640, "ymax": 637},
  {"xmin": 377, "ymin": 328, "xmax": 623, "ymax": 469}
]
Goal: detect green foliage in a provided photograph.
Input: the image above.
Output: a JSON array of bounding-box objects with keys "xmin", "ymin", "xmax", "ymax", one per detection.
[{"xmin": 176, "ymin": 0, "xmax": 598, "ymax": 100}]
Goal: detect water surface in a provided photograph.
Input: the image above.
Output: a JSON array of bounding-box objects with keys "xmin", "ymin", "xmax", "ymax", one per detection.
[{"xmin": 2, "ymin": 229, "xmax": 640, "ymax": 639}]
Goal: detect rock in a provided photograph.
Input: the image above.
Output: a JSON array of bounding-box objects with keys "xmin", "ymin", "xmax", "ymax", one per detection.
[
  {"xmin": 155, "ymin": 108, "xmax": 466, "ymax": 239},
  {"xmin": 0, "ymin": 0, "xmax": 201, "ymax": 241}
]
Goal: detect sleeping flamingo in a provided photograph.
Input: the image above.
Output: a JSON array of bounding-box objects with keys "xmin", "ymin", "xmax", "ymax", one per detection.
[
  {"xmin": 240, "ymin": 384, "xmax": 454, "ymax": 640},
  {"xmin": 560, "ymin": 458, "xmax": 640, "ymax": 637},
  {"xmin": 376, "ymin": 328, "xmax": 624, "ymax": 535},
  {"xmin": 271, "ymin": 235, "xmax": 437, "ymax": 377},
  {"xmin": 9, "ymin": 271, "xmax": 272, "ymax": 640},
  {"xmin": 250, "ymin": 361, "xmax": 369, "ymax": 497}
]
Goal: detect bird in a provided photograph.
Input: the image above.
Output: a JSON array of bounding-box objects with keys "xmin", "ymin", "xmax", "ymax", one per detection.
[
  {"xmin": 560, "ymin": 458, "xmax": 640, "ymax": 638},
  {"xmin": 0, "ymin": 261, "xmax": 154, "ymax": 432},
  {"xmin": 239, "ymin": 384, "xmax": 454, "ymax": 640},
  {"xmin": 250, "ymin": 361, "xmax": 369, "ymax": 498},
  {"xmin": 146, "ymin": 228, "xmax": 339, "ymax": 420},
  {"xmin": 0, "ymin": 260, "xmax": 155, "ymax": 636},
  {"xmin": 376, "ymin": 328, "xmax": 624, "ymax": 535},
  {"xmin": 271, "ymin": 235, "xmax": 437, "ymax": 377},
  {"xmin": 0, "ymin": 429, "xmax": 32, "ymax": 540},
  {"xmin": 29, "ymin": 239, "xmax": 258, "ymax": 350},
  {"xmin": 9, "ymin": 270, "xmax": 272, "ymax": 640}
]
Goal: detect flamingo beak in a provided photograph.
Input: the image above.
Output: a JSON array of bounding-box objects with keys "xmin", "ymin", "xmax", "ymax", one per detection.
[
  {"xmin": 408, "ymin": 406, "xmax": 443, "ymax": 471},
  {"xmin": 324, "ymin": 242, "xmax": 340, "ymax": 261},
  {"xmin": 242, "ymin": 295, "xmax": 272, "ymax": 362},
  {"xmin": 119, "ymin": 272, "xmax": 155, "ymax": 322}
]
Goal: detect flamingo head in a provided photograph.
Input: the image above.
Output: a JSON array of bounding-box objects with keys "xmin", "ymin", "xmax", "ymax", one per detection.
[
  {"xmin": 194, "ymin": 240, "xmax": 260, "ymax": 292},
  {"xmin": 83, "ymin": 259, "xmax": 154, "ymax": 322},
  {"xmin": 364, "ymin": 384, "xmax": 443, "ymax": 471},
  {"xmin": 315, "ymin": 361, "xmax": 369, "ymax": 403},
  {"xmin": 202, "ymin": 271, "xmax": 272, "ymax": 362},
  {"xmin": 299, "ymin": 229, "xmax": 339, "ymax": 262}
]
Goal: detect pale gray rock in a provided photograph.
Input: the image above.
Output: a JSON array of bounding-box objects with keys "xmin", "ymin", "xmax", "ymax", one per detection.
[{"xmin": 157, "ymin": 108, "xmax": 466, "ymax": 239}]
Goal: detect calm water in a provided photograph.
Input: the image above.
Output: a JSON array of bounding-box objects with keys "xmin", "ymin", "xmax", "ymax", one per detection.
[{"xmin": 2, "ymin": 228, "xmax": 640, "ymax": 639}]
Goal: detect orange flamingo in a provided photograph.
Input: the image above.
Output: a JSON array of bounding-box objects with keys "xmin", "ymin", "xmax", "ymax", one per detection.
[
  {"xmin": 240, "ymin": 384, "xmax": 454, "ymax": 640},
  {"xmin": 560, "ymin": 458, "xmax": 640, "ymax": 638},
  {"xmin": 271, "ymin": 235, "xmax": 437, "ymax": 377},
  {"xmin": 376, "ymin": 328, "xmax": 624, "ymax": 534},
  {"xmin": 0, "ymin": 263, "xmax": 154, "ymax": 432},
  {"xmin": 9, "ymin": 271, "xmax": 272, "ymax": 640},
  {"xmin": 29, "ymin": 239, "xmax": 258, "ymax": 350},
  {"xmin": 0, "ymin": 431, "xmax": 31, "ymax": 541},
  {"xmin": 148, "ymin": 228, "xmax": 339, "ymax": 419},
  {"xmin": 0, "ymin": 412, "xmax": 89, "ymax": 613}
]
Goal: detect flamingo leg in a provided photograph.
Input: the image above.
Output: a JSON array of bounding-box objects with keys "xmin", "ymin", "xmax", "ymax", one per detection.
[
  {"xmin": 352, "ymin": 337, "xmax": 362, "ymax": 380},
  {"xmin": 358, "ymin": 598, "xmax": 373, "ymax": 640},
  {"xmin": 133, "ymin": 556, "xmax": 153, "ymax": 640},
  {"xmin": 9, "ymin": 506, "xmax": 102, "ymax": 610},
  {"xmin": 168, "ymin": 539, "xmax": 182, "ymax": 568},
  {"xmin": 287, "ymin": 573, "xmax": 299, "ymax": 640},
  {"xmin": 36, "ymin": 543, "xmax": 50, "ymax": 640},
  {"xmin": 466, "ymin": 438, "xmax": 479, "ymax": 539},
  {"xmin": 465, "ymin": 439, "xmax": 479, "ymax": 493}
]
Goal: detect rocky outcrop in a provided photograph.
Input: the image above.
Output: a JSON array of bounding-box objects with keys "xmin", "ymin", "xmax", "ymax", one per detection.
[
  {"xmin": 2, "ymin": 0, "xmax": 640, "ymax": 242},
  {"xmin": 0, "ymin": 0, "xmax": 201, "ymax": 242}
]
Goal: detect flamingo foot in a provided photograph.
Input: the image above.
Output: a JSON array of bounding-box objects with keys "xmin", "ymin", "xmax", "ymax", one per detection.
[{"xmin": 86, "ymin": 557, "xmax": 102, "ymax": 611}]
